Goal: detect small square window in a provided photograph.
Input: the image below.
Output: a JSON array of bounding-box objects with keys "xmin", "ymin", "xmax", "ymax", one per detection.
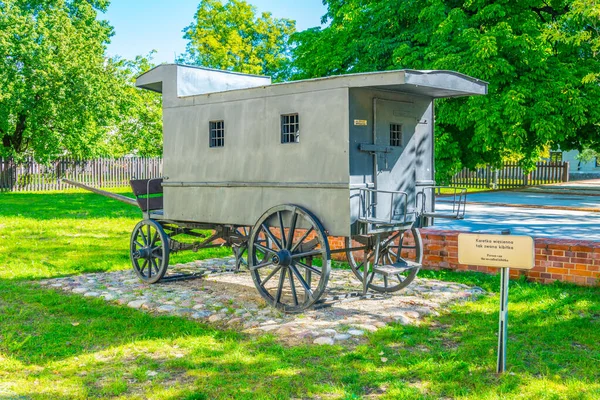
[
  {"xmin": 390, "ymin": 124, "xmax": 402, "ymax": 147},
  {"xmin": 210, "ymin": 121, "xmax": 224, "ymax": 148},
  {"xmin": 281, "ymin": 114, "xmax": 299, "ymax": 144}
]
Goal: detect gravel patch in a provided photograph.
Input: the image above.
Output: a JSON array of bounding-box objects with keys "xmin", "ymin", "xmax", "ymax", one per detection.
[{"xmin": 39, "ymin": 257, "xmax": 485, "ymax": 345}]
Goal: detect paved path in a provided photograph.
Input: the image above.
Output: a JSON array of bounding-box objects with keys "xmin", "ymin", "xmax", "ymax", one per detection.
[
  {"xmin": 432, "ymin": 179, "xmax": 600, "ymax": 240},
  {"xmin": 463, "ymin": 191, "xmax": 600, "ymax": 211},
  {"xmin": 434, "ymin": 202, "xmax": 600, "ymax": 240}
]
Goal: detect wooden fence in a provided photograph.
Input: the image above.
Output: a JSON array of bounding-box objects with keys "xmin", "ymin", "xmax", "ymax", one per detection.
[
  {"xmin": 451, "ymin": 162, "xmax": 570, "ymax": 189},
  {"xmin": 0, "ymin": 157, "xmax": 162, "ymax": 192}
]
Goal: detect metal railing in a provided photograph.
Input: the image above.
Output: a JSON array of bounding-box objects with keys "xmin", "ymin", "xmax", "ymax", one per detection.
[
  {"xmin": 357, "ymin": 187, "xmax": 416, "ymax": 226},
  {"xmin": 417, "ymin": 186, "xmax": 467, "ymax": 220}
]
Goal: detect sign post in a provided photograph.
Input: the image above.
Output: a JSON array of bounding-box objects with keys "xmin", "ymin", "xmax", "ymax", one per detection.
[
  {"xmin": 497, "ymin": 266, "xmax": 509, "ymax": 373},
  {"xmin": 458, "ymin": 231, "xmax": 534, "ymax": 374}
]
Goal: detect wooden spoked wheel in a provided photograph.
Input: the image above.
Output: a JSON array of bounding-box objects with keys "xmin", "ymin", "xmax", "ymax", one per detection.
[
  {"xmin": 248, "ymin": 205, "xmax": 331, "ymax": 313},
  {"xmin": 130, "ymin": 219, "xmax": 170, "ymax": 284},
  {"xmin": 345, "ymin": 228, "xmax": 422, "ymax": 293}
]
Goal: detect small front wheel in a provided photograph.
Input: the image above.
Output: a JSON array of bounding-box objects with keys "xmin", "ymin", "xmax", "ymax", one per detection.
[{"xmin": 130, "ymin": 219, "xmax": 170, "ymax": 283}]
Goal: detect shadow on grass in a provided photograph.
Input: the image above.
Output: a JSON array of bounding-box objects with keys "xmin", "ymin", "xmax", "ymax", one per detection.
[
  {"xmin": 0, "ymin": 191, "xmax": 140, "ymax": 220},
  {"xmin": 1, "ymin": 278, "xmax": 599, "ymax": 399}
]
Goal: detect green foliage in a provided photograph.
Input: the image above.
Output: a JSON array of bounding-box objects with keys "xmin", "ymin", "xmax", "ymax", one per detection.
[
  {"xmin": 106, "ymin": 54, "xmax": 163, "ymax": 157},
  {"xmin": 179, "ymin": 0, "xmax": 296, "ymax": 81},
  {"xmin": 0, "ymin": 0, "xmax": 112, "ymax": 161},
  {"xmin": 0, "ymin": 1, "xmax": 163, "ymax": 161},
  {"xmin": 292, "ymin": 0, "xmax": 600, "ymax": 182}
]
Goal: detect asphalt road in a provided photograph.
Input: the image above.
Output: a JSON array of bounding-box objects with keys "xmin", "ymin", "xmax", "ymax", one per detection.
[{"xmin": 431, "ymin": 181, "xmax": 600, "ymax": 241}]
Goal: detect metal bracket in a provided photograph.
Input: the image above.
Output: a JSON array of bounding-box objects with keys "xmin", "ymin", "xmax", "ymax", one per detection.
[{"xmin": 358, "ymin": 143, "xmax": 395, "ymax": 154}]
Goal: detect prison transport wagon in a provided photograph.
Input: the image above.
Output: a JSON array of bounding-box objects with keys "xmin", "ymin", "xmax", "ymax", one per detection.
[{"xmin": 123, "ymin": 64, "xmax": 487, "ymax": 312}]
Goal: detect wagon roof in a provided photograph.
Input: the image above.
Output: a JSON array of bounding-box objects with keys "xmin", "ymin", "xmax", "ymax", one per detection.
[{"xmin": 136, "ymin": 64, "xmax": 487, "ymax": 99}]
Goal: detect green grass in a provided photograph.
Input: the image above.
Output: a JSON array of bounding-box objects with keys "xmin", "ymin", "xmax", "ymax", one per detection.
[
  {"xmin": 1, "ymin": 190, "xmax": 599, "ymax": 399},
  {"xmin": 0, "ymin": 188, "xmax": 231, "ymax": 281}
]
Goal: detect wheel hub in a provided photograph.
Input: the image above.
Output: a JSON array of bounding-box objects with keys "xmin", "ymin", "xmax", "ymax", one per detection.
[
  {"xmin": 135, "ymin": 247, "xmax": 153, "ymax": 260},
  {"xmin": 272, "ymin": 249, "xmax": 292, "ymax": 267}
]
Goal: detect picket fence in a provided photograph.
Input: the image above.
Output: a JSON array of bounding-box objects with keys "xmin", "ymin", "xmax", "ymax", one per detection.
[
  {"xmin": 451, "ymin": 162, "xmax": 570, "ymax": 189},
  {"xmin": 0, "ymin": 157, "xmax": 162, "ymax": 192},
  {"xmin": 0, "ymin": 158, "xmax": 568, "ymax": 192}
]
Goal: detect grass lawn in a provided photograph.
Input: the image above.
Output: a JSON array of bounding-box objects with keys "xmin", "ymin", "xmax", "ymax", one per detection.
[{"xmin": 0, "ymin": 189, "xmax": 599, "ymax": 399}]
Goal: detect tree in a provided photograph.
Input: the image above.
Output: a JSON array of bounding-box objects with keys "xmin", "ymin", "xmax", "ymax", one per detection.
[
  {"xmin": 105, "ymin": 54, "xmax": 163, "ymax": 157},
  {"xmin": 179, "ymin": 0, "xmax": 295, "ymax": 81},
  {"xmin": 292, "ymin": 0, "xmax": 600, "ymax": 182},
  {"xmin": 0, "ymin": 0, "xmax": 114, "ymax": 161}
]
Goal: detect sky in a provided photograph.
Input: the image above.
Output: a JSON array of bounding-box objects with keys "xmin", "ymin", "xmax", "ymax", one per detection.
[{"xmin": 102, "ymin": 0, "xmax": 327, "ymax": 64}]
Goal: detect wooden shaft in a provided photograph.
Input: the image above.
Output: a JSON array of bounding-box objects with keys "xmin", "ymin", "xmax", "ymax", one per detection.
[{"xmin": 62, "ymin": 179, "xmax": 138, "ymax": 207}]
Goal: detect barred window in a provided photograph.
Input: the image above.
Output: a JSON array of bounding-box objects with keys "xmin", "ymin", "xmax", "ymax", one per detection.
[
  {"xmin": 209, "ymin": 121, "xmax": 224, "ymax": 148},
  {"xmin": 390, "ymin": 124, "xmax": 402, "ymax": 147},
  {"xmin": 281, "ymin": 114, "xmax": 299, "ymax": 144}
]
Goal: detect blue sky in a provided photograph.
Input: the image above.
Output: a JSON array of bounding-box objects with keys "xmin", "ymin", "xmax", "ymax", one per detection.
[{"xmin": 102, "ymin": 0, "xmax": 327, "ymax": 64}]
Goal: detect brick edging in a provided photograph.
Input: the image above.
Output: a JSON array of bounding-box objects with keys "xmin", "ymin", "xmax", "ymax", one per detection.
[{"xmin": 420, "ymin": 229, "xmax": 600, "ymax": 286}]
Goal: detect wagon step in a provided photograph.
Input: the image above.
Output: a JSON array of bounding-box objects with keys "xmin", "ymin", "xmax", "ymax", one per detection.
[
  {"xmin": 373, "ymin": 260, "xmax": 421, "ymax": 276},
  {"xmin": 421, "ymin": 212, "xmax": 465, "ymax": 220}
]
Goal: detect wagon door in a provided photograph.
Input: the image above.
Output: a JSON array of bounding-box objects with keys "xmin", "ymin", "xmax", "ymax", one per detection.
[{"xmin": 371, "ymin": 98, "xmax": 417, "ymax": 223}]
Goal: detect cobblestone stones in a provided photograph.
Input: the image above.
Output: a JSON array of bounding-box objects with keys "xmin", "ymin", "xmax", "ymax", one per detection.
[{"xmin": 39, "ymin": 257, "xmax": 485, "ymax": 345}]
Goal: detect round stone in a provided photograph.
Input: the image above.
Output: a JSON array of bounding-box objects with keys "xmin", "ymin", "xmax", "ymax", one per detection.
[
  {"xmin": 313, "ymin": 337, "xmax": 335, "ymax": 345},
  {"xmin": 333, "ymin": 333, "xmax": 351, "ymax": 341},
  {"xmin": 192, "ymin": 311, "xmax": 213, "ymax": 319},
  {"xmin": 127, "ymin": 300, "xmax": 146, "ymax": 309},
  {"xmin": 347, "ymin": 329, "xmax": 364, "ymax": 336}
]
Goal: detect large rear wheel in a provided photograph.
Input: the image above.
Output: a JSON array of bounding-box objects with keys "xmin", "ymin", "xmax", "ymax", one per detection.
[{"xmin": 248, "ymin": 205, "xmax": 331, "ymax": 313}]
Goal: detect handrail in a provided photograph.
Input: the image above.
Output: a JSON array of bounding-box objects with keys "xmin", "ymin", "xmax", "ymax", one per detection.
[
  {"xmin": 357, "ymin": 187, "xmax": 413, "ymax": 225},
  {"xmin": 417, "ymin": 186, "xmax": 467, "ymax": 219}
]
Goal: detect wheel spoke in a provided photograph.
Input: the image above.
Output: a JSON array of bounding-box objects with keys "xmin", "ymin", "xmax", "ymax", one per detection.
[
  {"xmin": 134, "ymin": 240, "xmax": 144, "ymax": 248},
  {"xmin": 278, "ymin": 211, "xmax": 286, "ymax": 249},
  {"xmin": 260, "ymin": 265, "xmax": 282, "ymax": 286},
  {"xmin": 139, "ymin": 228, "xmax": 148, "ymax": 245},
  {"xmin": 151, "ymin": 258, "xmax": 159, "ymax": 276},
  {"xmin": 274, "ymin": 267, "xmax": 287, "ymax": 304},
  {"xmin": 146, "ymin": 225, "xmax": 151, "ymax": 245},
  {"xmin": 290, "ymin": 227, "xmax": 314, "ymax": 253},
  {"xmin": 286, "ymin": 210, "xmax": 298, "ymax": 250},
  {"xmin": 289, "ymin": 264, "xmax": 314, "ymax": 300},
  {"xmin": 292, "ymin": 260, "xmax": 322, "ymax": 276},
  {"xmin": 288, "ymin": 270, "xmax": 298, "ymax": 306},
  {"xmin": 252, "ymin": 260, "xmax": 274, "ymax": 271},
  {"xmin": 254, "ymin": 243, "xmax": 278, "ymax": 256},
  {"xmin": 151, "ymin": 230, "xmax": 159, "ymax": 247},
  {"xmin": 381, "ymin": 231, "xmax": 401, "ymax": 248},
  {"xmin": 140, "ymin": 259, "xmax": 148, "ymax": 274},
  {"xmin": 291, "ymin": 249, "xmax": 322, "ymax": 259},
  {"xmin": 261, "ymin": 224, "xmax": 282, "ymax": 250}
]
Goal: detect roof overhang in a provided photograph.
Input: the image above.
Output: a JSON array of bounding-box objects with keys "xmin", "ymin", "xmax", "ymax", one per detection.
[
  {"xmin": 136, "ymin": 64, "xmax": 487, "ymax": 100},
  {"xmin": 136, "ymin": 64, "xmax": 272, "ymax": 96}
]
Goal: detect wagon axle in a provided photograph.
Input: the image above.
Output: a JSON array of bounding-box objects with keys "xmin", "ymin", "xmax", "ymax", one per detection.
[{"xmin": 271, "ymin": 250, "xmax": 292, "ymax": 267}]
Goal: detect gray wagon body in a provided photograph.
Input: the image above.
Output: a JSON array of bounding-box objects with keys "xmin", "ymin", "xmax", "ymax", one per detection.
[{"xmin": 136, "ymin": 65, "xmax": 486, "ymax": 237}]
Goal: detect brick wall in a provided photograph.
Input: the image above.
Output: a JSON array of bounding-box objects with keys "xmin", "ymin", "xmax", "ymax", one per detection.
[
  {"xmin": 419, "ymin": 229, "xmax": 600, "ymax": 286},
  {"xmin": 249, "ymin": 228, "xmax": 599, "ymax": 286}
]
